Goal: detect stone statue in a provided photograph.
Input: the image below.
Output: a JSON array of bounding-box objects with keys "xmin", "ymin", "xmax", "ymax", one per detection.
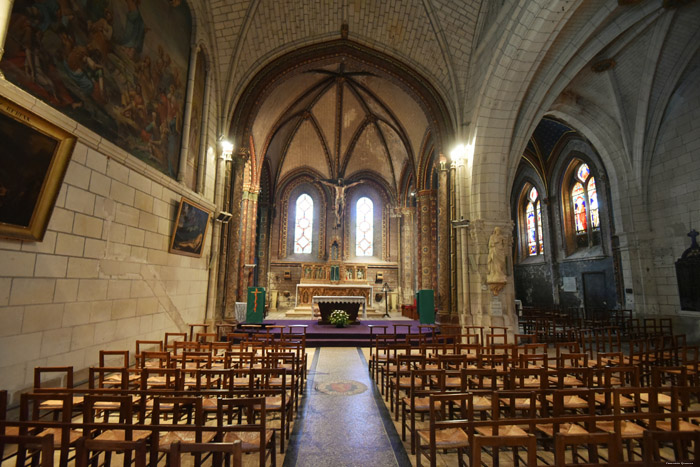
[
  {"xmin": 317, "ymin": 178, "xmax": 362, "ymax": 227},
  {"xmin": 487, "ymin": 226, "xmax": 511, "ymax": 294}
]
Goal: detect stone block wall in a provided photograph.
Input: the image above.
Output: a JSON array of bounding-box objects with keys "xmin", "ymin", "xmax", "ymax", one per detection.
[
  {"xmin": 0, "ymin": 83, "xmax": 217, "ymax": 404},
  {"xmin": 647, "ymin": 73, "xmax": 700, "ymax": 337}
]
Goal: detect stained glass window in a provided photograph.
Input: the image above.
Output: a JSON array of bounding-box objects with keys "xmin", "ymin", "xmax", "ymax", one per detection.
[
  {"xmin": 524, "ymin": 186, "xmax": 543, "ymax": 256},
  {"xmin": 294, "ymin": 194, "xmax": 313, "ymax": 254},
  {"xmin": 536, "ymin": 200, "xmax": 544, "ymax": 254},
  {"xmin": 526, "ymin": 202, "xmax": 537, "ymax": 255},
  {"xmin": 355, "ymin": 197, "xmax": 373, "ymax": 256},
  {"xmin": 572, "ymin": 181, "xmax": 587, "ymax": 234},
  {"xmin": 588, "ymin": 177, "xmax": 599, "ymax": 229},
  {"xmin": 577, "ymin": 163, "xmax": 590, "ymax": 182}
]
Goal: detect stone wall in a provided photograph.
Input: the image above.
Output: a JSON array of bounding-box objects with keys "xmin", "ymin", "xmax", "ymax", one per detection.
[
  {"xmin": 646, "ymin": 66, "xmax": 700, "ymax": 338},
  {"xmin": 0, "ymin": 82, "xmax": 217, "ymax": 404}
]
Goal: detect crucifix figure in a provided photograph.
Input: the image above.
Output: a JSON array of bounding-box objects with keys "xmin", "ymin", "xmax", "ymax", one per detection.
[
  {"xmin": 316, "ymin": 178, "xmax": 362, "ymax": 227},
  {"xmin": 251, "ymin": 288, "xmax": 263, "ymax": 314}
]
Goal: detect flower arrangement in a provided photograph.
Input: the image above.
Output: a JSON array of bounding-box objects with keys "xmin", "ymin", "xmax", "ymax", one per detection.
[{"xmin": 328, "ymin": 309, "xmax": 351, "ymax": 327}]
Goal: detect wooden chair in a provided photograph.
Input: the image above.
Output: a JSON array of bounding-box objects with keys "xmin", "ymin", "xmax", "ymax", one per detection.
[
  {"xmin": 195, "ymin": 332, "xmax": 218, "ymax": 344},
  {"xmin": 554, "ymin": 432, "xmax": 621, "ymax": 466},
  {"xmin": 137, "ymin": 350, "xmax": 170, "ymax": 369},
  {"xmin": 76, "ymin": 437, "xmax": 148, "ymax": 467},
  {"xmin": 476, "ymin": 389, "xmax": 540, "ymax": 467},
  {"xmin": 164, "ymin": 332, "xmax": 187, "ymax": 352},
  {"xmin": 415, "ymin": 392, "xmax": 473, "ymax": 467},
  {"xmin": 472, "ymin": 431, "xmax": 537, "ymax": 467},
  {"xmin": 151, "ymin": 396, "xmax": 215, "ymax": 463},
  {"xmin": 169, "ymin": 439, "xmax": 243, "ymax": 467},
  {"xmin": 537, "ymin": 388, "xmax": 598, "ymax": 455},
  {"xmin": 252, "ymin": 367, "xmax": 292, "ymax": 452},
  {"xmin": 33, "ymin": 367, "xmax": 84, "ymax": 415},
  {"xmin": 1, "ymin": 433, "xmax": 54, "ymax": 467},
  {"xmin": 401, "ymin": 369, "xmax": 446, "ymax": 454},
  {"xmin": 188, "ymin": 323, "xmax": 209, "ymax": 341},
  {"xmin": 643, "ymin": 429, "xmax": 700, "ymax": 466},
  {"xmin": 1, "ymin": 390, "xmax": 18, "ymax": 437},
  {"xmin": 597, "ymin": 387, "xmax": 658, "ymax": 462},
  {"xmin": 81, "ymin": 394, "xmax": 152, "ymax": 464},
  {"xmin": 390, "ymin": 354, "xmax": 426, "ymax": 418},
  {"xmin": 20, "ymin": 393, "xmax": 82, "ymax": 466},
  {"xmin": 217, "ymin": 397, "xmax": 276, "ymax": 467},
  {"xmin": 134, "ymin": 340, "xmax": 164, "ymax": 367},
  {"xmin": 98, "ymin": 351, "xmax": 139, "ymax": 388}
]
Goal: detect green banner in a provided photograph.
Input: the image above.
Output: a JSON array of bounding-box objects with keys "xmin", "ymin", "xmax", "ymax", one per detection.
[
  {"xmin": 416, "ymin": 289, "xmax": 435, "ymax": 324},
  {"xmin": 246, "ymin": 287, "xmax": 265, "ymax": 323}
]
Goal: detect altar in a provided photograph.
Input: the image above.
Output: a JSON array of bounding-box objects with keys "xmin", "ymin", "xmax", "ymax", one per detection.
[
  {"xmin": 290, "ymin": 283, "xmax": 376, "ymax": 317},
  {"xmin": 313, "ymin": 296, "xmax": 366, "ymax": 323}
]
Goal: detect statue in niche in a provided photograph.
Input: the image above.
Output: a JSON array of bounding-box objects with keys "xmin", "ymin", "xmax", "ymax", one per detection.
[
  {"xmin": 316, "ymin": 178, "xmax": 363, "ymax": 227},
  {"xmin": 331, "ymin": 242, "xmax": 339, "ymax": 260},
  {"xmin": 487, "ymin": 226, "xmax": 511, "ymax": 295},
  {"xmin": 357, "ymin": 268, "xmax": 364, "ymax": 280},
  {"xmin": 346, "ymin": 268, "xmax": 353, "ymax": 280}
]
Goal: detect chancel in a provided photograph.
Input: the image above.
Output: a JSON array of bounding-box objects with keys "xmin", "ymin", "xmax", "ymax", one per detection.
[{"xmin": 0, "ymin": 1, "xmax": 699, "ymax": 465}]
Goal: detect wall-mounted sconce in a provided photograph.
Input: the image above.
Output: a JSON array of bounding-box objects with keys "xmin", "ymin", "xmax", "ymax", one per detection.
[
  {"xmin": 220, "ymin": 140, "xmax": 234, "ymax": 162},
  {"xmin": 451, "ymin": 217, "xmax": 470, "ymax": 229},
  {"xmin": 215, "ymin": 210, "xmax": 233, "ymax": 223}
]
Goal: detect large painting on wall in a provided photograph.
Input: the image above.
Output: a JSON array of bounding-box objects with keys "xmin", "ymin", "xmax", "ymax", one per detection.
[
  {"xmin": 169, "ymin": 197, "xmax": 211, "ymax": 258},
  {"xmin": 1, "ymin": 0, "xmax": 192, "ymax": 178},
  {"xmin": 0, "ymin": 95, "xmax": 76, "ymax": 241}
]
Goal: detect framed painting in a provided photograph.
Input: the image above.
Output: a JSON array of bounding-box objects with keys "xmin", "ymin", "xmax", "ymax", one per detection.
[
  {"xmin": 169, "ymin": 197, "xmax": 211, "ymax": 257},
  {"xmin": 0, "ymin": 95, "xmax": 76, "ymax": 241}
]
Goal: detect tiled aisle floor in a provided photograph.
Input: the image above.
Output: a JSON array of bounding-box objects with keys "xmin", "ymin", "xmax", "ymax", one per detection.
[{"xmin": 284, "ymin": 347, "xmax": 411, "ymax": 467}]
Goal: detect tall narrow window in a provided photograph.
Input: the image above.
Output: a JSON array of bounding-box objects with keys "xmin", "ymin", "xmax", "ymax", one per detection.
[
  {"xmin": 525, "ymin": 186, "xmax": 543, "ymax": 256},
  {"xmin": 570, "ymin": 162, "xmax": 601, "ymax": 249},
  {"xmin": 355, "ymin": 197, "xmax": 373, "ymax": 256},
  {"xmin": 572, "ymin": 181, "xmax": 587, "ymax": 234},
  {"xmin": 294, "ymin": 194, "xmax": 313, "ymax": 254}
]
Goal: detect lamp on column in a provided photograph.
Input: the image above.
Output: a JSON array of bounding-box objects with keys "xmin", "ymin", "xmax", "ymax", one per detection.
[
  {"xmin": 382, "ymin": 282, "xmax": 390, "ymax": 318},
  {"xmin": 220, "ymin": 140, "xmax": 234, "ymax": 162}
]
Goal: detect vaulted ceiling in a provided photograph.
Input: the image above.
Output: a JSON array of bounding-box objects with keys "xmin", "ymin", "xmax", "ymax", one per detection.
[{"xmin": 249, "ymin": 59, "xmax": 433, "ymax": 199}]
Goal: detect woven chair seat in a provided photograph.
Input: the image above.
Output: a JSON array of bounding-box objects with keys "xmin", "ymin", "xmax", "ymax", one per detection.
[{"xmin": 417, "ymin": 427, "xmax": 470, "ymax": 449}]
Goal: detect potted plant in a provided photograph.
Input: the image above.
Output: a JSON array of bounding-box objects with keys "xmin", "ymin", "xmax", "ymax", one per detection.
[{"xmin": 328, "ymin": 309, "xmax": 351, "ymax": 328}]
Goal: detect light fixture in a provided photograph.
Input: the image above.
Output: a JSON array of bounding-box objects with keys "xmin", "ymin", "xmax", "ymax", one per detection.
[
  {"xmin": 220, "ymin": 140, "xmax": 234, "ymax": 162},
  {"xmin": 215, "ymin": 211, "xmax": 233, "ymax": 223},
  {"xmin": 450, "ymin": 142, "xmax": 474, "ymax": 163},
  {"xmin": 451, "ymin": 217, "xmax": 470, "ymax": 229}
]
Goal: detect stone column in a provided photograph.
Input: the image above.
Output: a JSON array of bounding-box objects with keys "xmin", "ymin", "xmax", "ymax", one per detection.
[
  {"xmin": 437, "ymin": 156, "xmax": 450, "ymax": 318},
  {"xmin": 417, "ymin": 190, "xmax": 435, "ymax": 291},
  {"xmin": 223, "ymin": 149, "xmax": 249, "ymax": 318},
  {"xmin": 237, "ymin": 189, "xmax": 259, "ymax": 297},
  {"xmin": 398, "ymin": 207, "xmax": 416, "ymax": 305},
  {"xmin": 466, "ymin": 219, "xmax": 518, "ymax": 340}
]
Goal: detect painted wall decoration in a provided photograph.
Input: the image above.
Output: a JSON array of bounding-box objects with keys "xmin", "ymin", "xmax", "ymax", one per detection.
[
  {"xmin": 169, "ymin": 197, "xmax": 211, "ymax": 257},
  {"xmin": 185, "ymin": 48, "xmax": 205, "ymax": 191},
  {"xmin": 0, "ymin": 95, "xmax": 76, "ymax": 241},
  {"xmin": 1, "ymin": 0, "xmax": 192, "ymax": 178}
]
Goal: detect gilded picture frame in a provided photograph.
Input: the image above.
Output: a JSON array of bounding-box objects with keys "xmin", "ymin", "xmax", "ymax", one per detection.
[
  {"xmin": 0, "ymin": 95, "xmax": 76, "ymax": 241},
  {"xmin": 169, "ymin": 197, "xmax": 211, "ymax": 258}
]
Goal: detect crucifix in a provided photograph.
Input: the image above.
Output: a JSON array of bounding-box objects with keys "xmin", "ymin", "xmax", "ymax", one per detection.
[
  {"xmin": 316, "ymin": 178, "xmax": 362, "ymax": 227},
  {"xmin": 251, "ymin": 288, "xmax": 263, "ymax": 313}
]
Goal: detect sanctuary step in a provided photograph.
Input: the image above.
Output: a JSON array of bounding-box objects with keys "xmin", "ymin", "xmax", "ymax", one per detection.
[{"xmin": 237, "ymin": 319, "xmax": 437, "ymax": 347}]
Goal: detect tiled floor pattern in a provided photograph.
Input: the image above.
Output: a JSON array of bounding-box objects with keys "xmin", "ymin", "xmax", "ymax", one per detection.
[{"xmin": 284, "ymin": 347, "xmax": 409, "ymax": 467}]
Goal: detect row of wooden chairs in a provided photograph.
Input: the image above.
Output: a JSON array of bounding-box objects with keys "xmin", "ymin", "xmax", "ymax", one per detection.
[
  {"xmin": 411, "ymin": 386, "xmax": 700, "ymax": 466},
  {"xmin": 2, "ymin": 391, "xmax": 249, "ymax": 466}
]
